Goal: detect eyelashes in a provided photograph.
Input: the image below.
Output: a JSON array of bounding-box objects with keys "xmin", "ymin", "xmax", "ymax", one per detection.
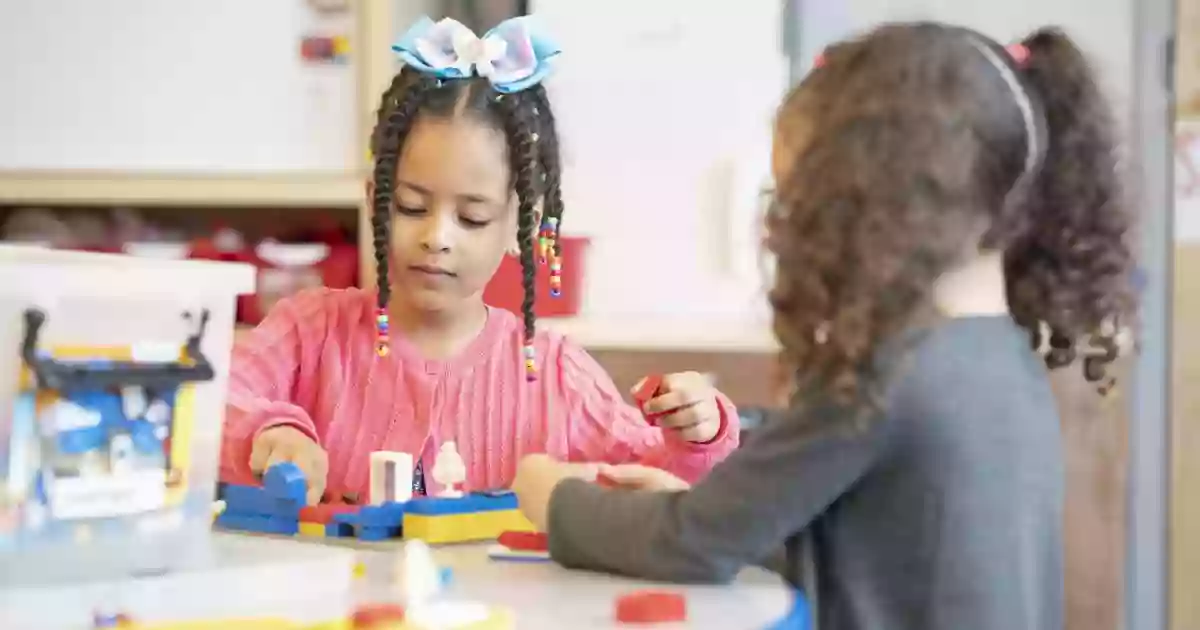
[{"xmin": 393, "ymin": 204, "xmax": 492, "ymax": 229}]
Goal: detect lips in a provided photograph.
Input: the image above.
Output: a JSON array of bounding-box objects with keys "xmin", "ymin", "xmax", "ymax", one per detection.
[{"xmin": 410, "ymin": 264, "xmax": 454, "ymax": 277}]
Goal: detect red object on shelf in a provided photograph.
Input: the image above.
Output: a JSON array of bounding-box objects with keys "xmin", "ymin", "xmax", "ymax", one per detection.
[
  {"xmin": 483, "ymin": 236, "xmax": 587, "ymax": 318},
  {"xmin": 237, "ymin": 239, "xmax": 359, "ymax": 325},
  {"xmin": 615, "ymin": 591, "xmax": 688, "ymax": 624}
]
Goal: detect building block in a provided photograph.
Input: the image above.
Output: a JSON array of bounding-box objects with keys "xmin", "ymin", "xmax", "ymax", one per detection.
[
  {"xmin": 214, "ymin": 512, "xmax": 299, "ymax": 536},
  {"xmin": 357, "ymin": 525, "xmax": 401, "ymax": 542},
  {"xmin": 632, "ymin": 374, "xmax": 665, "ymax": 409},
  {"xmin": 369, "ymin": 451, "xmax": 414, "ymax": 505},
  {"xmin": 497, "ymin": 531, "xmax": 548, "ymax": 552},
  {"xmin": 403, "ymin": 509, "xmax": 535, "ymax": 545},
  {"xmin": 263, "ymin": 461, "xmax": 307, "ymax": 504},
  {"xmin": 359, "ymin": 501, "xmax": 406, "ymax": 527},
  {"xmin": 615, "ymin": 591, "xmax": 687, "ymax": 624},
  {"xmin": 298, "ymin": 521, "xmax": 326, "ymax": 537},
  {"xmin": 351, "ymin": 603, "xmax": 406, "ymax": 627},
  {"xmin": 299, "ymin": 502, "xmax": 358, "ymax": 524},
  {"xmin": 404, "ymin": 492, "xmax": 519, "ymax": 516},
  {"xmin": 219, "ymin": 484, "xmax": 302, "ymax": 518},
  {"xmin": 487, "ymin": 544, "xmax": 551, "ymax": 563},
  {"xmin": 326, "ymin": 522, "xmax": 355, "ymax": 538}
]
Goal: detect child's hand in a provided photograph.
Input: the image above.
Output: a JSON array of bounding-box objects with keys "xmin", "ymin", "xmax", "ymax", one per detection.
[
  {"xmin": 512, "ymin": 454, "xmax": 598, "ymax": 531},
  {"xmin": 635, "ymin": 372, "xmax": 722, "ymax": 443},
  {"xmin": 249, "ymin": 425, "xmax": 328, "ymax": 505},
  {"xmin": 596, "ymin": 463, "xmax": 691, "ymax": 492}
]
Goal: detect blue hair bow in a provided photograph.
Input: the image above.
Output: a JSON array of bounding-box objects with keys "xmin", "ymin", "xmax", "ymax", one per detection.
[{"xmin": 392, "ymin": 16, "xmax": 560, "ymax": 94}]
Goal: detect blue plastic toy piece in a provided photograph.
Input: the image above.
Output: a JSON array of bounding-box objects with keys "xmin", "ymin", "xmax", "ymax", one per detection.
[
  {"xmin": 214, "ymin": 512, "xmax": 299, "ymax": 536},
  {"xmin": 439, "ymin": 567, "xmax": 454, "ymax": 587},
  {"xmin": 263, "ymin": 461, "xmax": 307, "ymax": 504},
  {"xmin": 403, "ymin": 492, "xmax": 519, "ymax": 516},
  {"xmin": 359, "ymin": 502, "xmax": 406, "ymax": 527},
  {"xmin": 357, "ymin": 525, "xmax": 402, "ymax": 541},
  {"xmin": 219, "ymin": 484, "xmax": 302, "ymax": 518},
  {"xmin": 326, "ymin": 522, "xmax": 355, "ymax": 537}
]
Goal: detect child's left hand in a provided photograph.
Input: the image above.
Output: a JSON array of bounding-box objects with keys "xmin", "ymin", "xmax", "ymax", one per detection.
[
  {"xmin": 636, "ymin": 372, "xmax": 723, "ymax": 443},
  {"xmin": 512, "ymin": 454, "xmax": 598, "ymax": 531}
]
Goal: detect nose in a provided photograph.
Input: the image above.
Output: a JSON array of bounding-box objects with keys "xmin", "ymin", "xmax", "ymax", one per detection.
[{"xmin": 419, "ymin": 211, "xmax": 454, "ymax": 253}]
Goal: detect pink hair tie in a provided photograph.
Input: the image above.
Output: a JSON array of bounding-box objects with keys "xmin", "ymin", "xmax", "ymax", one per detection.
[
  {"xmin": 813, "ymin": 53, "xmax": 826, "ymax": 69},
  {"xmin": 1006, "ymin": 43, "xmax": 1030, "ymax": 66}
]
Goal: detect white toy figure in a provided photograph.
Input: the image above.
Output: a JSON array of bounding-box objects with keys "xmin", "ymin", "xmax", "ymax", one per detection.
[
  {"xmin": 431, "ymin": 442, "xmax": 466, "ymax": 498},
  {"xmin": 399, "ymin": 539, "xmax": 442, "ymax": 610},
  {"xmin": 400, "ymin": 539, "xmax": 491, "ymax": 628}
]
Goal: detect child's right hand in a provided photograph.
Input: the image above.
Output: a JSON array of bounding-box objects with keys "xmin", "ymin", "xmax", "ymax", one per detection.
[{"xmin": 249, "ymin": 425, "xmax": 328, "ymax": 505}]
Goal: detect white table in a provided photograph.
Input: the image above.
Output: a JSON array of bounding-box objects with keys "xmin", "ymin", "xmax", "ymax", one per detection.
[
  {"xmin": 0, "ymin": 532, "xmax": 795, "ymax": 629},
  {"xmin": 348, "ymin": 538, "xmax": 795, "ymax": 629}
]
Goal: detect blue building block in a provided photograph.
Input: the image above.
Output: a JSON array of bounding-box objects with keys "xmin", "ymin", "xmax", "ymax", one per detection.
[
  {"xmin": 404, "ymin": 492, "xmax": 518, "ymax": 516},
  {"xmin": 357, "ymin": 525, "xmax": 402, "ymax": 541},
  {"xmin": 359, "ymin": 502, "xmax": 406, "ymax": 527},
  {"xmin": 215, "ymin": 512, "xmax": 300, "ymax": 536},
  {"xmin": 326, "ymin": 522, "xmax": 355, "ymax": 537},
  {"xmin": 218, "ymin": 484, "xmax": 302, "ymax": 518},
  {"xmin": 263, "ymin": 461, "xmax": 307, "ymax": 504}
]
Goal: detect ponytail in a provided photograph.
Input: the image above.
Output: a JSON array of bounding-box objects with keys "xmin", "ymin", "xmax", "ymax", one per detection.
[{"xmin": 1005, "ymin": 28, "xmax": 1135, "ymax": 393}]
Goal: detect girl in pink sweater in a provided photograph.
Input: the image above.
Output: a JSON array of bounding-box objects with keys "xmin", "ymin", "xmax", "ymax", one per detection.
[{"xmin": 220, "ymin": 17, "xmax": 739, "ymax": 505}]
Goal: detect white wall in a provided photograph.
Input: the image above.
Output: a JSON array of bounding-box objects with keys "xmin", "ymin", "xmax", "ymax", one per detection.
[
  {"xmin": 0, "ymin": 0, "xmax": 357, "ymax": 173},
  {"xmin": 528, "ymin": 0, "xmax": 1134, "ymax": 324}
]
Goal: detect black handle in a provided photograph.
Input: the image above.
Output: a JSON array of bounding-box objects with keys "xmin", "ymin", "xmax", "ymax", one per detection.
[{"xmin": 21, "ymin": 308, "xmax": 215, "ymax": 391}]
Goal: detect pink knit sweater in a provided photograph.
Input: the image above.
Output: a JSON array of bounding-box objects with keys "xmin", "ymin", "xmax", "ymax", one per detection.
[{"xmin": 220, "ymin": 288, "xmax": 739, "ymax": 498}]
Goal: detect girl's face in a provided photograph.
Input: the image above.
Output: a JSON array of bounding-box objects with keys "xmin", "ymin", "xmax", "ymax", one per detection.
[{"xmin": 389, "ymin": 115, "xmax": 520, "ymax": 314}]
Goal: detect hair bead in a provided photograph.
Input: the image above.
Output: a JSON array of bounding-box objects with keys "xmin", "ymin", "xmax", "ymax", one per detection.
[{"xmin": 375, "ymin": 307, "xmax": 390, "ymax": 357}]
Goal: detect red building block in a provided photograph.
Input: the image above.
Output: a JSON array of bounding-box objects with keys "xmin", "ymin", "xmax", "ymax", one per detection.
[
  {"xmin": 615, "ymin": 591, "xmax": 687, "ymax": 624},
  {"xmin": 497, "ymin": 530, "xmax": 548, "ymax": 552},
  {"xmin": 632, "ymin": 374, "xmax": 666, "ymax": 423},
  {"xmin": 299, "ymin": 502, "xmax": 359, "ymax": 524},
  {"xmin": 352, "ymin": 602, "xmax": 406, "ymax": 627}
]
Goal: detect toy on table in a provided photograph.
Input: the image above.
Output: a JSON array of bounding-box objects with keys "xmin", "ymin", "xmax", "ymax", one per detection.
[
  {"xmin": 631, "ymin": 374, "xmax": 667, "ymax": 424},
  {"xmin": 487, "ymin": 530, "xmax": 550, "ymax": 563},
  {"xmin": 4, "ymin": 308, "xmax": 214, "ymax": 548},
  {"xmin": 614, "ymin": 590, "xmax": 688, "ymax": 625},
  {"xmin": 214, "ymin": 462, "xmax": 307, "ymax": 536},
  {"xmin": 392, "ymin": 540, "xmax": 512, "ymax": 629},
  {"xmin": 216, "ymin": 453, "xmax": 537, "ymax": 545},
  {"xmin": 430, "ymin": 442, "xmax": 466, "ymax": 498},
  {"xmin": 370, "ymin": 451, "xmax": 414, "ymax": 505}
]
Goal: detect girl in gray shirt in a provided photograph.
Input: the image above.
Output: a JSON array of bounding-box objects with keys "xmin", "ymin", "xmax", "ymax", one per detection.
[{"xmin": 513, "ymin": 22, "xmax": 1135, "ymax": 630}]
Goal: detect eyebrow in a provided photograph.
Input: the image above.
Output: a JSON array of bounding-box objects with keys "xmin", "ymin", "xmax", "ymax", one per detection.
[{"xmin": 397, "ymin": 180, "xmax": 499, "ymax": 205}]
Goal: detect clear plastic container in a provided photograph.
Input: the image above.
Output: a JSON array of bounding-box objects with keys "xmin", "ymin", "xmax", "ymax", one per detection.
[{"xmin": 0, "ymin": 245, "xmax": 255, "ymax": 583}]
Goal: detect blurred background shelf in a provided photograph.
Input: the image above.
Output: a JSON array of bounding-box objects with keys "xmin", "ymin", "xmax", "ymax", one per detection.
[{"xmin": 0, "ymin": 173, "xmax": 364, "ymax": 208}]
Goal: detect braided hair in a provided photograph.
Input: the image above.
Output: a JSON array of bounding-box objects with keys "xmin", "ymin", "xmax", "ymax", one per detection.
[{"xmin": 369, "ymin": 67, "xmax": 563, "ymax": 379}]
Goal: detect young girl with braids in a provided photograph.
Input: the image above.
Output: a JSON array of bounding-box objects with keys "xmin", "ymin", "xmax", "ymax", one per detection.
[
  {"xmin": 218, "ymin": 17, "xmax": 738, "ymax": 505},
  {"xmin": 513, "ymin": 23, "xmax": 1135, "ymax": 630}
]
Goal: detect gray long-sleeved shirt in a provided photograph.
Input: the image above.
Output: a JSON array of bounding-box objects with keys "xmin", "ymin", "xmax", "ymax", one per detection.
[{"xmin": 549, "ymin": 315, "xmax": 1064, "ymax": 630}]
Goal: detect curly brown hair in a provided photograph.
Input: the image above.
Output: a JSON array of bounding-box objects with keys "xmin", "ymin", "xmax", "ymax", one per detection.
[{"xmin": 766, "ymin": 23, "xmax": 1134, "ymax": 408}]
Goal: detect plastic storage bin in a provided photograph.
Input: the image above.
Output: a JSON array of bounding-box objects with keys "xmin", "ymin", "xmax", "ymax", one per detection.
[{"xmin": 0, "ymin": 245, "xmax": 254, "ymax": 581}]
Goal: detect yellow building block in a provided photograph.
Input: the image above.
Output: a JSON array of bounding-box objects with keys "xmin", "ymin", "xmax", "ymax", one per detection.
[
  {"xmin": 298, "ymin": 521, "xmax": 327, "ymax": 538},
  {"xmin": 402, "ymin": 509, "xmax": 535, "ymax": 545}
]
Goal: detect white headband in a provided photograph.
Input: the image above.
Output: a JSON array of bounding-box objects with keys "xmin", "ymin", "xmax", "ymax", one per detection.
[{"xmin": 967, "ymin": 38, "xmax": 1040, "ymax": 181}]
